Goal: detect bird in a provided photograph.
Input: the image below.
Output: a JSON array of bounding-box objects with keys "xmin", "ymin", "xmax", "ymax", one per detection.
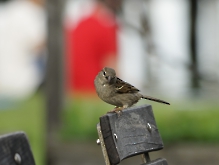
[{"xmin": 94, "ymin": 67, "xmax": 170, "ymax": 113}]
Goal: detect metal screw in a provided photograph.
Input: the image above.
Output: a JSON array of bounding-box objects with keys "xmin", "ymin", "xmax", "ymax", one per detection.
[
  {"xmin": 114, "ymin": 133, "xmax": 118, "ymax": 142},
  {"xmin": 14, "ymin": 153, "xmax": 21, "ymax": 164},
  {"xmin": 96, "ymin": 139, "xmax": 101, "ymax": 145},
  {"xmin": 147, "ymin": 123, "xmax": 152, "ymax": 132}
]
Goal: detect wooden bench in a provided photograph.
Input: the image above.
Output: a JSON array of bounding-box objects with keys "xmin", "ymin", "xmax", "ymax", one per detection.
[
  {"xmin": 0, "ymin": 132, "xmax": 35, "ymax": 165},
  {"xmin": 97, "ymin": 104, "xmax": 168, "ymax": 165}
]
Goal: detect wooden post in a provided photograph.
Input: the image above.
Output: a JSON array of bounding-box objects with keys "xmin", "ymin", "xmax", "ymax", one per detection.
[
  {"xmin": 97, "ymin": 124, "xmax": 111, "ymax": 165},
  {"xmin": 97, "ymin": 105, "xmax": 168, "ymax": 165}
]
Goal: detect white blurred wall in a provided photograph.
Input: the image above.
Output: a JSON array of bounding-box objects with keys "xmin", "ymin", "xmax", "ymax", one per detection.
[
  {"xmin": 118, "ymin": 0, "xmax": 190, "ymax": 99},
  {"xmin": 0, "ymin": 0, "xmax": 46, "ymax": 103},
  {"xmin": 65, "ymin": 0, "xmax": 219, "ymax": 100}
]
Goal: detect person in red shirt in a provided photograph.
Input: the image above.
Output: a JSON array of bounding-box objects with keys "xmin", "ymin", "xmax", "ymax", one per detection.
[{"xmin": 65, "ymin": 0, "xmax": 122, "ymax": 95}]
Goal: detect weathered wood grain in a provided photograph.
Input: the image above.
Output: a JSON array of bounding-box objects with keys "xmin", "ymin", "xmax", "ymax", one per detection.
[
  {"xmin": 0, "ymin": 132, "xmax": 35, "ymax": 165},
  {"xmin": 100, "ymin": 105, "xmax": 164, "ymax": 165}
]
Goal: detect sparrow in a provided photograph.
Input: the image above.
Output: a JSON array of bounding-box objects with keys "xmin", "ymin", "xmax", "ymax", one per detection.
[{"xmin": 94, "ymin": 67, "xmax": 170, "ymax": 113}]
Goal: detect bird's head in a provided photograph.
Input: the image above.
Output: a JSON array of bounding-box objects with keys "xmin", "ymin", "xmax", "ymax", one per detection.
[{"xmin": 100, "ymin": 67, "xmax": 116, "ymax": 84}]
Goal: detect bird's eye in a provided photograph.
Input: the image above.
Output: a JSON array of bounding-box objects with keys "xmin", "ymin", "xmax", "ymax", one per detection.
[{"xmin": 102, "ymin": 71, "xmax": 106, "ymax": 76}]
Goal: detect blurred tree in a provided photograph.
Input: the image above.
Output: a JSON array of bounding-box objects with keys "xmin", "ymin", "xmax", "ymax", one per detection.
[
  {"xmin": 46, "ymin": 0, "xmax": 64, "ymax": 164},
  {"xmin": 189, "ymin": 0, "xmax": 200, "ymax": 89}
]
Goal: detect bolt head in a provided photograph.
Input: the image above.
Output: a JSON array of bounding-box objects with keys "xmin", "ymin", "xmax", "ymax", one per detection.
[
  {"xmin": 147, "ymin": 123, "xmax": 152, "ymax": 132},
  {"xmin": 114, "ymin": 133, "xmax": 118, "ymax": 141},
  {"xmin": 96, "ymin": 139, "xmax": 101, "ymax": 145},
  {"xmin": 14, "ymin": 153, "xmax": 21, "ymax": 164}
]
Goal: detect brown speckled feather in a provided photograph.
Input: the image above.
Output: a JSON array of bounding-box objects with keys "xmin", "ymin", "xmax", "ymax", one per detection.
[{"xmin": 115, "ymin": 77, "xmax": 139, "ymax": 93}]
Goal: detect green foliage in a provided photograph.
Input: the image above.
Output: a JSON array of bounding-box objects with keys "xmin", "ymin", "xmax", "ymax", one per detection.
[
  {"xmin": 62, "ymin": 97, "xmax": 219, "ymax": 143},
  {"xmin": 61, "ymin": 97, "xmax": 112, "ymax": 140},
  {"xmin": 153, "ymin": 103, "xmax": 219, "ymax": 143}
]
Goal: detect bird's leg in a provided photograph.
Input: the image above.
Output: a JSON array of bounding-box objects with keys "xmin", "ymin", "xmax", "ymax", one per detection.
[{"xmin": 107, "ymin": 107, "xmax": 123, "ymax": 116}]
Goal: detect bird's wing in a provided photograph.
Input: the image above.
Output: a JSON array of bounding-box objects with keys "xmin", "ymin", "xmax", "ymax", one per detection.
[{"xmin": 115, "ymin": 77, "xmax": 139, "ymax": 93}]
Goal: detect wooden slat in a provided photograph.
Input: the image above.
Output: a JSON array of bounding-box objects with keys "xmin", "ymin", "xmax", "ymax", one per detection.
[
  {"xmin": 100, "ymin": 105, "xmax": 163, "ymax": 164},
  {"xmin": 141, "ymin": 158, "xmax": 168, "ymax": 165},
  {"xmin": 0, "ymin": 132, "xmax": 35, "ymax": 165},
  {"xmin": 100, "ymin": 115, "xmax": 120, "ymax": 165}
]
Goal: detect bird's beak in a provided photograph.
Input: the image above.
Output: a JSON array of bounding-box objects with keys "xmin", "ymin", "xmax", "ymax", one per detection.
[{"xmin": 107, "ymin": 76, "xmax": 111, "ymax": 83}]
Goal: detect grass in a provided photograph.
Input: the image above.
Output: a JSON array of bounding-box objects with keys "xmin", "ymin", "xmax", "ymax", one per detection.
[{"xmin": 0, "ymin": 93, "xmax": 46, "ymax": 165}]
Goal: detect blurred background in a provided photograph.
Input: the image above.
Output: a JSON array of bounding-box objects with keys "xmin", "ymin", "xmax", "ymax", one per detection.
[{"xmin": 0, "ymin": 0, "xmax": 219, "ymax": 165}]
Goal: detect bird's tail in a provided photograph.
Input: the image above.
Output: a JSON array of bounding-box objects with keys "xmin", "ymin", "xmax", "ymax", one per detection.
[{"xmin": 142, "ymin": 95, "xmax": 170, "ymax": 105}]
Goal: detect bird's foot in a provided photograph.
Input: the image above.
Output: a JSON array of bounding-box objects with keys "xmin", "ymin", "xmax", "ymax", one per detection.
[{"xmin": 107, "ymin": 107, "xmax": 123, "ymax": 116}]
